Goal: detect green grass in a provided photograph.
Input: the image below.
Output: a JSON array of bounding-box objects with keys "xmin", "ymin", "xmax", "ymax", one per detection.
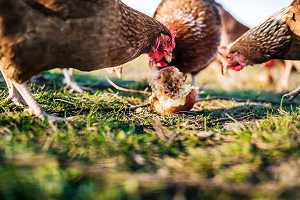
[{"xmin": 1, "ymin": 57, "xmax": 300, "ymax": 199}]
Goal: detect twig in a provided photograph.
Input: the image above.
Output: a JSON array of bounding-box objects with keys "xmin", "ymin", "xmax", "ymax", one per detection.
[
  {"xmin": 196, "ymin": 95, "xmax": 293, "ymax": 106},
  {"xmin": 107, "ymin": 88, "xmax": 134, "ymax": 107},
  {"xmin": 106, "ymin": 76, "xmax": 151, "ymax": 95},
  {"xmin": 50, "ymin": 103, "xmax": 150, "ymax": 115}
]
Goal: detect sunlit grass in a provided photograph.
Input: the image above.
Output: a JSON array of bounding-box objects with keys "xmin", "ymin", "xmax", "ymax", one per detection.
[{"xmin": 1, "ymin": 57, "xmax": 300, "ymax": 199}]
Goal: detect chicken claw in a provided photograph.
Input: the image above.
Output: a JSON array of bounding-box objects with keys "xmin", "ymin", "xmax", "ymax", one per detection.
[
  {"xmin": 283, "ymin": 85, "xmax": 300, "ymax": 101},
  {"xmin": 12, "ymin": 81, "xmax": 63, "ymax": 121},
  {"xmin": 62, "ymin": 68, "xmax": 84, "ymax": 93}
]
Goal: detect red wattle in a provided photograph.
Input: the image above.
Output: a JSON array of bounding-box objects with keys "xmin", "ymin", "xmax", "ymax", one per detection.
[
  {"xmin": 156, "ymin": 61, "xmax": 168, "ymax": 67},
  {"xmin": 229, "ymin": 65, "xmax": 243, "ymax": 71},
  {"xmin": 263, "ymin": 60, "xmax": 275, "ymax": 67}
]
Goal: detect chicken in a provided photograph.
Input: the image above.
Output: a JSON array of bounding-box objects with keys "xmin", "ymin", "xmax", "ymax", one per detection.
[
  {"xmin": 211, "ymin": 3, "xmax": 250, "ymax": 89},
  {"xmin": 215, "ymin": 4, "xmax": 285, "ymax": 89},
  {"xmin": 0, "ymin": 0, "xmax": 175, "ymax": 120},
  {"xmin": 218, "ymin": 0, "xmax": 300, "ymax": 100},
  {"xmin": 148, "ymin": 0, "xmax": 222, "ymax": 90},
  {"xmin": 251, "ymin": 59, "xmax": 300, "ymax": 92}
]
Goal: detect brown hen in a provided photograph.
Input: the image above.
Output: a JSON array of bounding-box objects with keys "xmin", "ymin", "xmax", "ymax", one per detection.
[
  {"xmin": 215, "ymin": 3, "xmax": 284, "ymax": 89},
  {"xmin": 149, "ymin": 0, "xmax": 222, "ymax": 90},
  {"xmin": 0, "ymin": 0, "xmax": 175, "ymax": 120},
  {"xmin": 218, "ymin": 0, "xmax": 300, "ymax": 100}
]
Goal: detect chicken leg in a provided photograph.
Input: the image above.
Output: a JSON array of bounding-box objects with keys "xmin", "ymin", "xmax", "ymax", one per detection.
[
  {"xmin": 12, "ymin": 81, "xmax": 61, "ymax": 121},
  {"xmin": 191, "ymin": 73, "xmax": 201, "ymax": 100},
  {"xmin": 283, "ymin": 85, "xmax": 300, "ymax": 101},
  {"xmin": 1, "ymin": 69, "xmax": 27, "ymax": 106},
  {"xmin": 62, "ymin": 66, "xmax": 123, "ymax": 94},
  {"xmin": 62, "ymin": 68, "xmax": 83, "ymax": 93}
]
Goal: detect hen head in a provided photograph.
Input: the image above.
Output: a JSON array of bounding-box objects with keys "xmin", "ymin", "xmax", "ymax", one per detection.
[
  {"xmin": 218, "ymin": 46, "xmax": 246, "ymax": 75},
  {"xmin": 148, "ymin": 27, "xmax": 176, "ymax": 68}
]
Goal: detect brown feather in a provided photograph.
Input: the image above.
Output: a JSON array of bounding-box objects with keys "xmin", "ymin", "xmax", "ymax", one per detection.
[
  {"xmin": 0, "ymin": 0, "xmax": 171, "ymax": 83},
  {"xmin": 154, "ymin": 0, "xmax": 221, "ymax": 75},
  {"xmin": 227, "ymin": 0, "xmax": 300, "ymax": 65}
]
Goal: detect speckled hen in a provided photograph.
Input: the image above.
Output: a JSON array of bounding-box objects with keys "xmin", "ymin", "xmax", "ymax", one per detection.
[
  {"xmin": 218, "ymin": 0, "xmax": 300, "ymax": 100},
  {"xmin": 215, "ymin": 3, "xmax": 281, "ymax": 89},
  {"xmin": 0, "ymin": 0, "xmax": 175, "ymax": 120},
  {"xmin": 149, "ymin": 0, "xmax": 222, "ymax": 89}
]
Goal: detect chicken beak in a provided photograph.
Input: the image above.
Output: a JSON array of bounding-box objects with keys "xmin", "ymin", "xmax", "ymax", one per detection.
[
  {"xmin": 148, "ymin": 57, "xmax": 155, "ymax": 69},
  {"xmin": 221, "ymin": 65, "xmax": 228, "ymax": 75},
  {"xmin": 220, "ymin": 58, "xmax": 228, "ymax": 75},
  {"xmin": 115, "ymin": 68, "xmax": 122, "ymax": 78},
  {"xmin": 165, "ymin": 52, "xmax": 172, "ymax": 63}
]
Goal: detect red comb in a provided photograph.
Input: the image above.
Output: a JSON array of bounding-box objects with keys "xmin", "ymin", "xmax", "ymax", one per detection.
[
  {"xmin": 154, "ymin": 37, "xmax": 160, "ymax": 51},
  {"xmin": 169, "ymin": 27, "xmax": 176, "ymax": 49}
]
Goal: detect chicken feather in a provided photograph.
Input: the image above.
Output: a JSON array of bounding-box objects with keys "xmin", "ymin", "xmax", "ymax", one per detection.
[{"xmin": 150, "ymin": 0, "xmax": 221, "ymax": 93}]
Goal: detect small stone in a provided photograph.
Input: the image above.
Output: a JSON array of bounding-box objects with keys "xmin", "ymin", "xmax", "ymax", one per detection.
[{"xmin": 197, "ymin": 131, "xmax": 214, "ymax": 138}]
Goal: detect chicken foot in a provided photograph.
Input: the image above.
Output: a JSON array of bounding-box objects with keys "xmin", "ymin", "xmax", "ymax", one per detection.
[
  {"xmin": 283, "ymin": 85, "xmax": 300, "ymax": 101},
  {"xmin": 1, "ymin": 70, "xmax": 27, "ymax": 106},
  {"xmin": 62, "ymin": 68, "xmax": 83, "ymax": 93},
  {"xmin": 12, "ymin": 81, "xmax": 62, "ymax": 121}
]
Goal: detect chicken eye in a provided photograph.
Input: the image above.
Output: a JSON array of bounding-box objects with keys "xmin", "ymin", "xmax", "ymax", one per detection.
[
  {"xmin": 166, "ymin": 38, "xmax": 171, "ymax": 43},
  {"xmin": 227, "ymin": 55, "xmax": 231, "ymax": 59}
]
